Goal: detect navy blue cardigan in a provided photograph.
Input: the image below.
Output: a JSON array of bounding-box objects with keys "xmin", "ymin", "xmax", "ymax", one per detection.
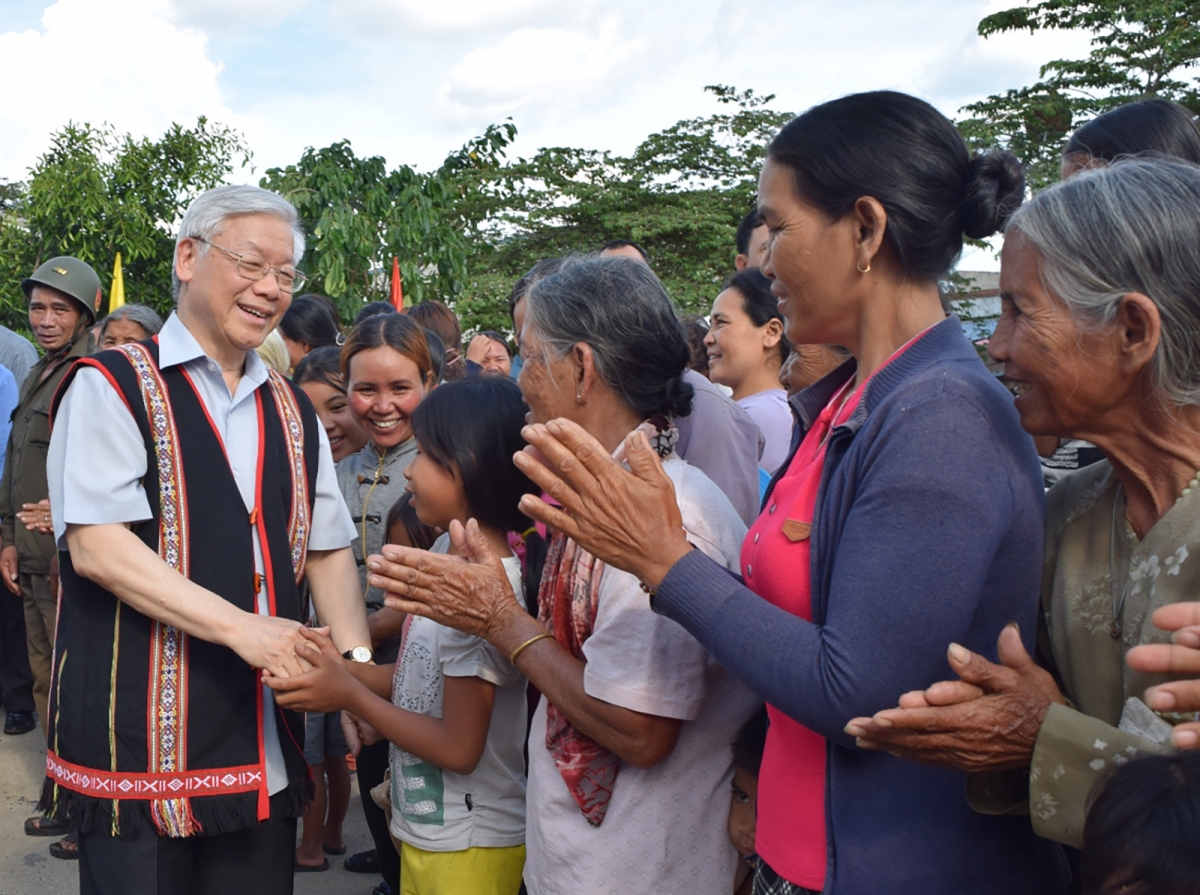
[{"xmin": 656, "ymin": 317, "xmax": 1069, "ymax": 894}]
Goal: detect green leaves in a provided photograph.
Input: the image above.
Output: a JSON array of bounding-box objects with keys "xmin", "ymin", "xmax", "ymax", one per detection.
[
  {"xmin": 0, "ymin": 118, "xmax": 250, "ymax": 331},
  {"xmin": 961, "ymin": 0, "xmax": 1200, "ymax": 190},
  {"xmin": 261, "ymin": 140, "xmax": 472, "ymax": 323}
]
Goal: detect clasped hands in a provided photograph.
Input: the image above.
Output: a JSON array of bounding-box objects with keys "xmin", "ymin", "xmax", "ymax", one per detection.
[{"xmin": 846, "ymin": 604, "xmax": 1200, "ymax": 769}]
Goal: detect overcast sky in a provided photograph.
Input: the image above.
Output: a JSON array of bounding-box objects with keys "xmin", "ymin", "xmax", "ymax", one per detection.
[{"xmin": 0, "ymin": 0, "xmax": 1092, "ymax": 270}]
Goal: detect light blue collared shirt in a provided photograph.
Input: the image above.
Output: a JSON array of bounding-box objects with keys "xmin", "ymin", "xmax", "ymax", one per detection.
[{"xmin": 48, "ymin": 312, "xmax": 355, "ymax": 794}]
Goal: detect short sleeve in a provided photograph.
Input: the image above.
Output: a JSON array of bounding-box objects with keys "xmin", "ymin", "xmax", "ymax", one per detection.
[
  {"xmin": 581, "ymin": 459, "xmax": 747, "ymax": 721},
  {"xmin": 48, "ymin": 367, "xmax": 152, "ymax": 548},
  {"xmin": 582, "ymin": 568, "xmax": 710, "ymax": 720},
  {"xmin": 440, "ymin": 626, "xmax": 518, "ymax": 687},
  {"xmin": 306, "ymin": 425, "xmax": 356, "ymax": 550}
]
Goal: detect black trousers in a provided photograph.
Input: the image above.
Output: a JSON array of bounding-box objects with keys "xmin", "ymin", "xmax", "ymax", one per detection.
[
  {"xmin": 78, "ymin": 794, "xmax": 296, "ymax": 895},
  {"xmin": 0, "ymin": 584, "xmax": 33, "ymax": 712}
]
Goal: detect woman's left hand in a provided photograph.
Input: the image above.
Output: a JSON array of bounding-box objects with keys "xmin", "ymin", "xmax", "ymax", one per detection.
[
  {"xmin": 844, "ymin": 625, "xmax": 1066, "ymax": 772},
  {"xmin": 369, "ymin": 518, "xmax": 533, "ymax": 653},
  {"xmin": 1127, "ymin": 602, "xmax": 1200, "ymax": 749},
  {"xmin": 514, "ymin": 419, "xmax": 692, "ymax": 587}
]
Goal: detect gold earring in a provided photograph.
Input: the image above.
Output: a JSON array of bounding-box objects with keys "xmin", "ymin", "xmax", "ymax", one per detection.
[{"xmin": 856, "ymin": 261, "xmax": 871, "ymax": 274}]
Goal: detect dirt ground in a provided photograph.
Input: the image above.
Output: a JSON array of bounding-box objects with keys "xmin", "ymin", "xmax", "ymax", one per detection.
[{"xmin": 0, "ymin": 723, "xmax": 381, "ymax": 895}]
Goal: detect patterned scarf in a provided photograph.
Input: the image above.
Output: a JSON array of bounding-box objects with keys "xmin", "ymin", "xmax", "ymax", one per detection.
[{"xmin": 536, "ymin": 416, "xmax": 678, "ymax": 826}]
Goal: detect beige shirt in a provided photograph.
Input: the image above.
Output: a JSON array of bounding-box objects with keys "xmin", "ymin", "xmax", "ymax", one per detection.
[{"xmin": 972, "ymin": 460, "xmax": 1196, "ymax": 846}]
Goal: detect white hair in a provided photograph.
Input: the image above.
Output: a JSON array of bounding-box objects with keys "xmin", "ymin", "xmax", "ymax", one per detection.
[
  {"xmin": 1007, "ymin": 156, "xmax": 1200, "ymax": 407},
  {"xmin": 172, "ymin": 184, "xmax": 305, "ymax": 299}
]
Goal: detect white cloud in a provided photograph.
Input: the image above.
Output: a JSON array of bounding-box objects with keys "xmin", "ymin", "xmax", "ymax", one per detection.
[
  {"xmin": 169, "ymin": 0, "xmax": 313, "ymax": 32},
  {"xmin": 438, "ymin": 18, "xmax": 649, "ymax": 122},
  {"xmin": 328, "ymin": 0, "xmax": 567, "ymax": 38},
  {"xmin": 0, "ymin": 0, "xmax": 240, "ymax": 181}
]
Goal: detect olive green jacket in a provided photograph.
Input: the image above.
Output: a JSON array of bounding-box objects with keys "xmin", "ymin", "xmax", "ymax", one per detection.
[
  {"xmin": 0, "ymin": 329, "xmax": 91, "ymax": 574},
  {"xmin": 969, "ymin": 461, "xmax": 1189, "ymax": 847}
]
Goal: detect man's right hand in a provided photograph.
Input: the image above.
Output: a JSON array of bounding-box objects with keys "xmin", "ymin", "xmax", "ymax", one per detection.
[
  {"xmin": 0, "ymin": 545, "xmax": 20, "ymax": 595},
  {"xmin": 225, "ymin": 613, "xmax": 315, "ymax": 679}
]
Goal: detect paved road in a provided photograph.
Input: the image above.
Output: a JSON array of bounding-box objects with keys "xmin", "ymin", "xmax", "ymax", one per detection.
[{"xmin": 0, "ymin": 724, "xmax": 382, "ymax": 895}]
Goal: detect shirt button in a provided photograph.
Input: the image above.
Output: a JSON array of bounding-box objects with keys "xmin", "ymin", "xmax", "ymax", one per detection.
[
  {"xmin": 768, "ymin": 504, "xmax": 776, "ymax": 514},
  {"xmin": 747, "ymin": 564, "xmax": 753, "ymax": 576},
  {"xmin": 753, "ymin": 533, "xmax": 760, "ymax": 544}
]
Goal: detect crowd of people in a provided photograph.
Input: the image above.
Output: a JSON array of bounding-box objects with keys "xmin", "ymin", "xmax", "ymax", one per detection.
[{"xmin": 0, "ymin": 89, "xmax": 1198, "ymax": 895}]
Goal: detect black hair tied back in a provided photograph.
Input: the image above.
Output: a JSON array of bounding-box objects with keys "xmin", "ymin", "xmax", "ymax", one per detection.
[{"xmin": 960, "ymin": 151, "xmax": 1026, "ymax": 240}]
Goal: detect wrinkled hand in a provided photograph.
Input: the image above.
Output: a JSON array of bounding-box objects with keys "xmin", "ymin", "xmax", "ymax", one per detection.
[
  {"xmin": 514, "ymin": 419, "xmax": 691, "ymax": 586},
  {"xmin": 226, "ymin": 613, "xmax": 314, "ymax": 679},
  {"xmin": 16, "ymin": 500, "xmax": 53, "ymax": 534},
  {"xmin": 844, "ymin": 625, "xmax": 1066, "ymax": 772},
  {"xmin": 1127, "ymin": 602, "xmax": 1200, "ymax": 749},
  {"xmin": 0, "ymin": 544, "xmax": 20, "ymax": 595},
  {"xmin": 263, "ymin": 626, "xmax": 356, "ymax": 713},
  {"xmin": 370, "ymin": 518, "xmax": 525, "ymax": 645}
]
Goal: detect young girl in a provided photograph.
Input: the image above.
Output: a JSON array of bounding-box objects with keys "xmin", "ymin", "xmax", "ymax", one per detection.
[
  {"xmin": 294, "ymin": 345, "xmax": 368, "ymax": 462},
  {"xmin": 268, "ymin": 376, "xmax": 541, "ymax": 895},
  {"xmin": 704, "ymin": 268, "xmax": 793, "ymax": 473}
]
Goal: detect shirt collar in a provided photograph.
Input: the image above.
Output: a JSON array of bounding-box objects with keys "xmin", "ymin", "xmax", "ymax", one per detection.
[{"xmin": 157, "ymin": 311, "xmax": 270, "ymax": 389}]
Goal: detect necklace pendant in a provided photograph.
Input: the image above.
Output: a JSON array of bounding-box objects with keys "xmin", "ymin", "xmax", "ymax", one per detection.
[{"xmin": 1110, "ymin": 621, "xmax": 1122, "ymax": 639}]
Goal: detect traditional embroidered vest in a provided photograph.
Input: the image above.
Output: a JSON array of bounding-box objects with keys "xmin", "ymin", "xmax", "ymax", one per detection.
[{"xmin": 42, "ymin": 341, "xmax": 319, "ymax": 838}]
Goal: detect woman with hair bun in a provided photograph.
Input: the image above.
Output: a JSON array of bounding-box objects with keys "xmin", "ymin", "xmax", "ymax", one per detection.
[
  {"xmin": 402, "ymin": 91, "xmax": 1070, "ymax": 894},
  {"xmin": 364, "ymin": 255, "xmax": 759, "ymax": 893},
  {"xmin": 705, "ymin": 268, "xmax": 792, "ymax": 473},
  {"xmin": 278, "ymin": 294, "xmax": 343, "ymax": 372}
]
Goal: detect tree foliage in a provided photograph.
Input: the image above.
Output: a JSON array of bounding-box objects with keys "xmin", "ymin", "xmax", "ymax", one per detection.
[
  {"xmin": 0, "ymin": 119, "xmax": 250, "ymax": 331},
  {"xmin": 959, "ymin": 0, "xmax": 1200, "ymax": 189},
  {"xmin": 259, "ymin": 137, "xmax": 505, "ymax": 323},
  {"xmin": 452, "ymin": 86, "xmax": 793, "ymax": 332}
]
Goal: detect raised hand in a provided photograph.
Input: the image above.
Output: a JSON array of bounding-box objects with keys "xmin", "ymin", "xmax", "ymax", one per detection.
[{"xmin": 513, "ymin": 419, "xmax": 691, "ymax": 586}]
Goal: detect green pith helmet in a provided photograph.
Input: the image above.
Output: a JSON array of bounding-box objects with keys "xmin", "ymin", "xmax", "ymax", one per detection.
[{"xmin": 21, "ymin": 256, "xmax": 102, "ymax": 325}]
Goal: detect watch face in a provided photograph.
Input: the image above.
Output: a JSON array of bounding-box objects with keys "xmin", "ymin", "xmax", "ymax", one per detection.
[{"xmin": 351, "ymin": 646, "xmax": 372, "ymax": 663}]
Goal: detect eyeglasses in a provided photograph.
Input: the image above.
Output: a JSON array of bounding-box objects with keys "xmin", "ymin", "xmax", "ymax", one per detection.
[{"xmin": 193, "ymin": 238, "xmax": 307, "ymax": 293}]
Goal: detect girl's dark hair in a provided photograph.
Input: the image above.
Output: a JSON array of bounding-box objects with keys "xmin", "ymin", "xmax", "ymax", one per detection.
[
  {"xmin": 527, "ymin": 256, "xmax": 695, "ymax": 419},
  {"xmin": 354, "ymin": 301, "xmax": 398, "ymax": 327},
  {"xmin": 423, "ymin": 328, "xmax": 446, "ymax": 384},
  {"xmin": 342, "ymin": 313, "xmax": 433, "ymax": 386},
  {"xmin": 723, "ymin": 268, "xmax": 792, "ymax": 364},
  {"xmin": 732, "ymin": 707, "xmax": 768, "ymax": 775},
  {"xmin": 292, "ymin": 345, "xmax": 346, "ymax": 393},
  {"xmin": 1065, "ymin": 99, "xmax": 1200, "ymax": 165},
  {"xmin": 1082, "ymin": 751, "xmax": 1200, "ymax": 895},
  {"xmin": 279, "ymin": 295, "xmax": 342, "ymax": 349},
  {"xmin": 384, "ymin": 492, "xmax": 438, "ymax": 551},
  {"xmin": 768, "ymin": 91, "xmax": 1025, "ymax": 282},
  {"xmin": 405, "ymin": 300, "xmax": 462, "ymax": 352},
  {"xmin": 680, "ymin": 315, "xmax": 710, "ymax": 377},
  {"xmin": 410, "ymin": 377, "xmax": 545, "ymax": 612}
]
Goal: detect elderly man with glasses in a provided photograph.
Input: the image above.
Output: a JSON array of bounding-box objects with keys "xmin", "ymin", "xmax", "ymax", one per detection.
[{"xmin": 42, "ymin": 185, "xmax": 371, "ymax": 895}]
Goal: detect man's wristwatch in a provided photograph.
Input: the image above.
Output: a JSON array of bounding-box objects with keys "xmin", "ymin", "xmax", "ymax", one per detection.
[{"xmin": 341, "ymin": 646, "xmax": 374, "ymax": 663}]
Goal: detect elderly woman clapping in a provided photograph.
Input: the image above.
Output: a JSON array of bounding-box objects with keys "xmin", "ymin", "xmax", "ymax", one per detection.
[
  {"xmin": 368, "ymin": 256, "xmax": 758, "ymax": 894},
  {"xmin": 848, "ymin": 157, "xmax": 1200, "ymax": 847}
]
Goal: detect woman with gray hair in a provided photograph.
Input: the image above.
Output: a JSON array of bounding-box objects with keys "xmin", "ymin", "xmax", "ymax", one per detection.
[
  {"xmin": 848, "ymin": 156, "xmax": 1200, "ymax": 847},
  {"xmin": 365, "ymin": 255, "xmax": 758, "ymax": 893},
  {"xmin": 97, "ymin": 304, "xmax": 164, "ymax": 349}
]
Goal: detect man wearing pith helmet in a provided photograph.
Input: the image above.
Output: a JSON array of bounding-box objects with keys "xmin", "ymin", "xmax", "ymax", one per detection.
[
  {"xmin": 43, "ymin": 185, "xmax": 371, "ymax": 893},
  {"xmin": 0, "ymin": 256, "xmax": 100, "ymax": 747}
]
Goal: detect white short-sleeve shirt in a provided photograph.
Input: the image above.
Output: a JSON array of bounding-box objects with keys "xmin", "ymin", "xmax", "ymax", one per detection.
[
  {"xmin": 523, "ymin": 458, "xmax": 760, "ymax": 895},
  {"xmin": 46, "ymin": 313, "xmax": 355, "ymax": 794}
]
